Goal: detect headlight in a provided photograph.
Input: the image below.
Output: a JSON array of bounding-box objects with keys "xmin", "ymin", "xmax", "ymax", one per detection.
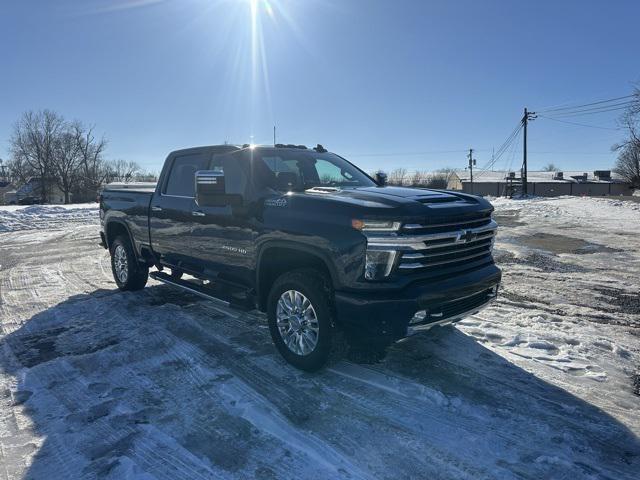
[
  {"xmin": 352, "ymin": 219, "xmax": 401, "ymax": 232},
  {"xmin": 364, "ymin": 249, "xmax": 398, "ymax": 280},
  {"xmin": 353, "ymin": 219, "xmax": 401, "ymax": 280}
]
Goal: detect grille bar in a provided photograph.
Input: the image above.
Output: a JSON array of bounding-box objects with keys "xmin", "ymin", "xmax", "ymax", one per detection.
[
  {"xmin": 403, "ymin": 217, "xmax": 491, "ymax": 230},
  {"xmin": 422, "ymin": 231, "xmax": 495, "ymax": 250},
  {"xmin": 402, "ymin": 238, "xmax": 493, "ymax": 260},
  {"xmin": 399, "ymin": 249, "xmax": 492, "ymax": 269}
]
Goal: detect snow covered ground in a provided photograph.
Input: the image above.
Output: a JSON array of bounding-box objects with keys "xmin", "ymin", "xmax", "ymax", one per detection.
[{"xmin": 0, "ymin": 197, "xmax": 638, "ymax": 479}]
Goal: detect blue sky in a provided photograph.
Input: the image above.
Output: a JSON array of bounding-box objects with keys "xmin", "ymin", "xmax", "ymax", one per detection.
[{"xmin": 1, "ymin": 0, "xmax": 639, "ymax": 174}]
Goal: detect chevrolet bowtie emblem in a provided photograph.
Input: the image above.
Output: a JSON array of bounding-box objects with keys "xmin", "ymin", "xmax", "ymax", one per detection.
[{"xmin": 457, "ymin": 229, "xmax": 477, "ymax": 243}]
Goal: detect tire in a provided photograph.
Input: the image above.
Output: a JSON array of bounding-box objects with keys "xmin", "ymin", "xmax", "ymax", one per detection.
[
  {"xmin": 110, "ymin": 235, "xmax": 149, "ymax": 291},
  {"xmin": 267, "ymin": 269, "xmax": 338, "ymax": 371}
]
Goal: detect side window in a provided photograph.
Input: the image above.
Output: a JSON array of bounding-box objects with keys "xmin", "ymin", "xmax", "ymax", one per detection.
[
  {"xmin": 261, "ymin": 156, "xmax": 303, "ymax": 189},
  {"xmin": 211, "ymin": 154, "xmax": 247, "ymax": 195},
  {"xmin": 263, "ymin": 156, "xmax": 297, "ymax": 174},
  {"xmin": 164, "ymin": 153, "xmax": 210, "ymax": 197},
  {"xmin": 315, "ymin": 159, "xmax": 351, "ymax": 184}
]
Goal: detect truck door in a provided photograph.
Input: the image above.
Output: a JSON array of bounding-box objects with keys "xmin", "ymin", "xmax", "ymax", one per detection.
[
  {"xmin": 190, "ymin": 153, "xmax": 258, "ymax": 288},
  {"xmin": 149, "ymin": 151, "xmax": 211, "ymax": 270}
]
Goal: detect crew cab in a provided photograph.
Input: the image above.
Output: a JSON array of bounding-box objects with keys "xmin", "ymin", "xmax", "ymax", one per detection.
[{"xmin": 100, "ymin": 144, "xmax": 501, "ymax": 370}]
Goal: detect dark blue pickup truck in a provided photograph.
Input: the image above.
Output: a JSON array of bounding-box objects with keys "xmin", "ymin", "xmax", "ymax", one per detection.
[{"xmin": 100, "ymin": 144, "xmax": 501, "ymax": 370}]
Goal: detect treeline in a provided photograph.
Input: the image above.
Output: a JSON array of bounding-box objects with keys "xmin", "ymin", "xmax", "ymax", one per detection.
[
  {"xmin": 613, "ymin": 87, "xmax": 640, "ymax": 188},
  {"xmin": 382, "ymin": 168, "xmax": 455, "ymax": 189},
  {"xmin": 5, "ymin": 110, "xmax": 157, "ymax": 203}
]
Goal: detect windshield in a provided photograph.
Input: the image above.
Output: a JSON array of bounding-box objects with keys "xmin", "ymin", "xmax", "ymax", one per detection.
[{"xmin": 253, "ymin": 150, "xmax": 376, "ymax": 191}]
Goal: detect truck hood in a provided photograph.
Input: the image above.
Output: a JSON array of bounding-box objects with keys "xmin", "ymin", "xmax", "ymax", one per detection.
[
  {"xmin": 287, "ymin": 185, "xmax": 495, "ymax": 221},
  {"xmin": 304, "ymin": 185, "xmax": 483, "ymax": 209}
]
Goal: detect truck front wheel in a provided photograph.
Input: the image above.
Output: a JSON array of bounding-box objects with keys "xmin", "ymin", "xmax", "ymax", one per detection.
[
  {"xmin": 267, "ymin": 269, "xmax": 337, "ymax": 371},
  {"xmin": 110, "ymin": 235, "xmax": 149, "ymax": 291}
]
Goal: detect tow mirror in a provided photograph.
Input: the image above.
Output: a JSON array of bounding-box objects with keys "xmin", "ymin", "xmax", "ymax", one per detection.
[
  {"xmin": 375, "ymin": 171, "xmax": 387, "ymax": 186},
  {"xmin": 195, "ymin": 170, "xmax": 242, "ymax": 207}
]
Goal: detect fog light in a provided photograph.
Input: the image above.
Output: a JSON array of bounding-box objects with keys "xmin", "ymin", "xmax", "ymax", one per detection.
[{"xmin": 364, "ymin": 250, "xmax": 398, "ymax": 280}]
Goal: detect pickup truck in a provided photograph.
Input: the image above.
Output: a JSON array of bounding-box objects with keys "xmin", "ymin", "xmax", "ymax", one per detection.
[{"xmin": 100, "ymin": 144, "xmax": 501, "ymax": 370}]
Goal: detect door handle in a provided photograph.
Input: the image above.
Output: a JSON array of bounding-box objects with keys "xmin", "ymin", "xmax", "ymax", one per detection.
[
  {"xmin": 151, "ymin": 206, "xmax": 162, "ymax": 212},
  {"xmin": 192, "ymin": 211, "xmax": 205, "ymax": 217}
]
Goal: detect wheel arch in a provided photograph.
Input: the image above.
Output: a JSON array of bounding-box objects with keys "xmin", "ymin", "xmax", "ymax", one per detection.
[
  {"xmin": 105, "ymin": 220, "xmax": 139, "ymax": 262},
  {"xmin": 256, "ymin": 241, "xmax": 338, "ymax": 311}
]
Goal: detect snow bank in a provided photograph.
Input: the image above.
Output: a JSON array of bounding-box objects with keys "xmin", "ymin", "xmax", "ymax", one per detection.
[{"xmin": 0, "ymin": 203, "xmax": 98, "ymax": 232}]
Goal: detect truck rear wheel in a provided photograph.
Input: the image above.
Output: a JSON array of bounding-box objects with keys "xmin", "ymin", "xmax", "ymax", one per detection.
[
  {"xmin": 110, "ymin": 235, "xmax": 149, "ymax": 291},
  {"xmin": 267, "ymin": 269, "xmax": 337, "ymax": 371}
]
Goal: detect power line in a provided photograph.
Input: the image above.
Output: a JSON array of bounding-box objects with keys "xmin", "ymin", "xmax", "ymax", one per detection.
[
  {"xmin": 346, "ymin": 149, "xmax": 469, "ymax": 157},
  {"xmin": 482, "ymin": 123, "xmax": 522, "ymax": 170},
  {"xmin": 538, "ymin": 115, "xmax": 621, "ymax": 130},
  {"xmin": 545, "ymin": 102, "xmax": 633, "ymax": 118},
  {"xmin": 505, "ymin": 127, "xmax": 522, "ymax": 173},
  {"xmin": 475, "ymin": 121, "xmax": 523, "ymax": 176},
  {"xmin": 536, "ymin": 94, "xmax": 634, "ymax": 113}
]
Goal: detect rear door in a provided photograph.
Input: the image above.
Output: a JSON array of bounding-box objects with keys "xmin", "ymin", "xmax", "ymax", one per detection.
[{"xmin": 149, "ymin": 151, "xmax": 211, "ymax": 270}]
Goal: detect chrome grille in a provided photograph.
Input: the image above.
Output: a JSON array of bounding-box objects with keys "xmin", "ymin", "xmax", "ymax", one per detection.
[
  {"xmin": 396, "ymin": 219, "xmax": 497, "ymax": 273},
  {"xmin": 402, "ymin": 211, "xmax": 492, "ymax": 234}
]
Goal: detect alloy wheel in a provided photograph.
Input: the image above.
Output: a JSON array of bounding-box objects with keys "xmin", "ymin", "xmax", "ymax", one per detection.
[
  {"xmin": 114, "ymin": 244, "xmax": 129, "ymax": 284},
  {"xmin": 276, "ymin": 289, "xmax": 319, "ymax": 356}
]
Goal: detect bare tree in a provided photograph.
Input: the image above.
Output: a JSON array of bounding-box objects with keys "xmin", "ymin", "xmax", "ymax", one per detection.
[
  {"xmin": 409, "ymin": 170, "xmax": 429, "ymax": 187},
  {"xmin": 73, "ymin": 122, "xmax": 108, "ymax": 200},
  {"xmin": 613, "ymin": 140, "xmax": 640, "ymax": 187},
  {"xmin": 5, "ymin": 154, "xmax": 33, "ymax": 185},
  {"xmin": 52, "ymin": 130, "xmax": 82, "ymax": 203},
  {"xmin": 7, "ymin": 111, "xmax": 115, "ymax": 203},
  {"xmin": 10, "ymin": 110, "xmax": 65, "ymax": 203},
  {"xmin": 388, "ymin": 168, "xmax": 408, "ymax": 186},
  {"xmin": 613, "ymin": 86, "xmax": 640, "ymax": 187},
  {"xmin": 106, "ymin": 159, "xmax": 141, "ymax": 183},
  {"xmin": 435, "ymin": 167, "xmax": 456, "ymax": 184},
  {"xmin": 425, "ymin": 172, "xmax": 449, "ymax": 189},
  {"xmin": 134, "ymin": 170, "xmax": 159, "ymax": 182},
  {"xmin": 542, "ymin": 163, "xmax": 559, "ymax": 172}
]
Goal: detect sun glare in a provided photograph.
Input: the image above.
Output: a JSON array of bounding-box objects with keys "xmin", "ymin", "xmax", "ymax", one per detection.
[
  {"xmin": 88, "ymin": 0, "xmax": 299, "ymax": 145},
  {"xmin": 242, "ymin": 0, "xmax": 283, "ymax": 142}
]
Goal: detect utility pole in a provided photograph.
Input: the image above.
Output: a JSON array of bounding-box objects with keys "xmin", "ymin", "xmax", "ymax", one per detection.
[
  {"xmin": 522, "ymin": 107, "xmax": 536, "ymax": 196},
  {"xmin": 467, "ymin": 148, "xmax": 475, "ymax": 194},
  {"xmin": 273, "ymin": 125, "xmax": 276, "ymax": 146}
]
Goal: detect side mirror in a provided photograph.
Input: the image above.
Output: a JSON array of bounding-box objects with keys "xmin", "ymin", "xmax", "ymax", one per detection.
[
  {"xmin": 375, "ymin": 171, "xmax": 387, "ymax": 186},
  {"xmin": 195, "ymin": 170, "xmax": 242, "ymax": 207}
]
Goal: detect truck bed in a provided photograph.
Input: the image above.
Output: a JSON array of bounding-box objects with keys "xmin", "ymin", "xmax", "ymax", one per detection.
[
  {"xmin": 102, "ymin": 182, "xmax": 157, "ymax": 194},
  {"xmin": 100, "ymin": 184, "xmax": 156, "ymax": 252}
]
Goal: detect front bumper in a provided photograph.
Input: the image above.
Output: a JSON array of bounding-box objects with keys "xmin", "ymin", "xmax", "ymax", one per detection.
[{"xmin": 334, "ymin": 263, "xmax": 501, "ymax": 345}]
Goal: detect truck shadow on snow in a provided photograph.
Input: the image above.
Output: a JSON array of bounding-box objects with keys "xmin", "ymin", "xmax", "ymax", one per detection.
[{"xmin": 1, "ymin": 285, "xmax": 639, "ymax": 479}]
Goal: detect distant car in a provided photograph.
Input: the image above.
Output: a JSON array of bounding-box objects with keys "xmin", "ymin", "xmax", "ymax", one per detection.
[
  {"xmin": 100, "ymin": 144, "xmax": 501, "ymax": 370},
  {"xmin": 17, "ymin": 196, "xmax": 38, "ymax": 205}
]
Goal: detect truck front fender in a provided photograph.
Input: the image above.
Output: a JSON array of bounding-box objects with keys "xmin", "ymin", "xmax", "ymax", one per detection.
[{"xmin": 255, "ymin": 240, "xmax": 342, "ymax": 311}]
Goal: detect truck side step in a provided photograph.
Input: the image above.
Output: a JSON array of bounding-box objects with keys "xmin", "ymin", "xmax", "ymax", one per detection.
[{"xmin": 149, "ymin": 271, "xmax": 254, "ymax": 311}]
